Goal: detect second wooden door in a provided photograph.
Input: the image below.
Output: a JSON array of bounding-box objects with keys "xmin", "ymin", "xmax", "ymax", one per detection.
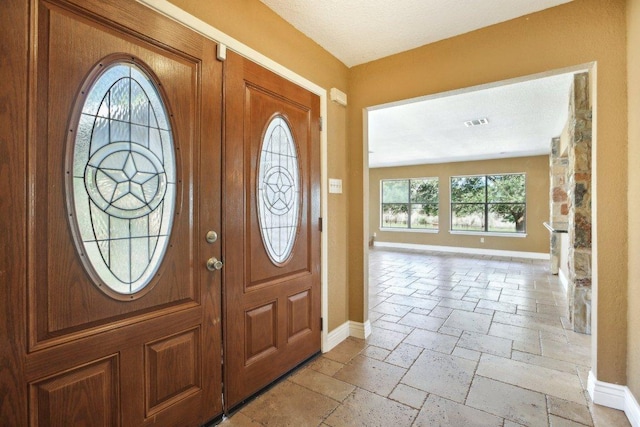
[{"xmin": 223, "ymin": 51, "xmax": 322, "ymax": 410}]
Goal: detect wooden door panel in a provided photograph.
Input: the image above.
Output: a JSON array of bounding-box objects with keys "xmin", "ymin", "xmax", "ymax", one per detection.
[
  {"xmin": 224, "ymin": 51, "xmax": 321, "ymax": 410},
  {"xmin": 22, "ymin": 0, "xmax": 223, "ymax": 425},
  {"xmin": 32, "ymin": 2, "xmax": 199, "ymax": 347},
  {"xmin": 246, "ymin": 86, "xmax": 312, "ymax": 287},
  {"xmin": 145, "ymin": 328, "xmax": 201, "ymax": 416},
  {"xmin": 245, "ymin": 302, "xmax": 278, "ymax": 364},
  {"xmin": 287, "ymin": 289, "xmax": 312, "ymax": 340},
  {"xmin": 30, "ymin": 356, "xmax": 119, "ymax": 427}
]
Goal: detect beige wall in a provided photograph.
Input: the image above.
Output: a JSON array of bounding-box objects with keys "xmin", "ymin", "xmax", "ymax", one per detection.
[
  {"xmin": 167, "ymin": 0, "xmax": 351, "ymax": 330},
  {"xmin": 369, "ymin": 156, "xmax": 549, "ymax": 253},
  {"xmin": 627, "ymin": 0, "xmax": 640, "ymax": 398},
  {"xmin": 349, "ymin": 0, "xmax": 628, "ymax": 384}
]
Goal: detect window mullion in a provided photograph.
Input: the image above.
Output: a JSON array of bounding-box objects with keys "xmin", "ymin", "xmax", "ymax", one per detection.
[
  {"xmin": 484, "ymin": 176, "xmax": 489, "ymax": 232},
  {"xmin": 407, "ymin": 180, "xmax": 412, "ymax": 228}
]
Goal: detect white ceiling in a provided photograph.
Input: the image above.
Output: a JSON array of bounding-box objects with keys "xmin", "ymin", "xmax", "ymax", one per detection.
[
  {"xmin": 259, "ymin": 0, "xmax": 573, "ymax": 68},
  {"xmin": 258, "ymin": 0, "xmax": 577, "ymax": 167},
  {"xmin": 368, "ymin": 73, "xmax": 575, "ymax": 168}
]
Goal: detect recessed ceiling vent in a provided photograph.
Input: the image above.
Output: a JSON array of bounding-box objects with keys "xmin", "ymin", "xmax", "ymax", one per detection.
[{"xmin": 464, "ymin": 117, "xmax": 489, "ymax": 127}]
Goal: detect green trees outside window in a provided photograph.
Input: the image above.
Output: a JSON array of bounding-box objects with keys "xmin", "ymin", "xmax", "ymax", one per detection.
[
  {"xmin": 450, "ymin": 174, "xmax": 526, "ymax": 233},
  {"xmin": 381, "ymin": 178, "xmax": 439, "ymax": 229}
]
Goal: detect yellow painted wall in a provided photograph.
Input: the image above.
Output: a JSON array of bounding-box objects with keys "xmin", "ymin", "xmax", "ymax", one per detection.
[
  {"xmin": 627, "ymin": 0, "xmax": 640, "ymax": 398},
  {"xmin": 349, "ymin": 0, "xmax": 627, "ymax": 384},
  {"xmin": 369, "ymin": 156, "xmax": 549, "ymax": 253},
  {"xmin": 167, "ymin": 0, "xmax": 351, "ymax": 331}
]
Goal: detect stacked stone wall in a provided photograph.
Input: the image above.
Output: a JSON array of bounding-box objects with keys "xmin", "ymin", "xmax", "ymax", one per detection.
[
  {"xmin": 549, "ymin": 137, "xmax": 569, "ymax": 274},
  {"xmin": 567, "ymin": 72, "xmax": 592, "ymax": 334}
]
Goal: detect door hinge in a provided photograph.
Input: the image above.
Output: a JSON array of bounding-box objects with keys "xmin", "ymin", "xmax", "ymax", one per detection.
[
  {"xmin": 319, "ymin": 217, "xmax": 323, "ymax": 232},
  {"xmin": 319, "ymin": 116, "xmax": 323, "ymax": 131},
  {"xmin": 320, "ymin": 317, "xmax": 323, "ymax": 331}
]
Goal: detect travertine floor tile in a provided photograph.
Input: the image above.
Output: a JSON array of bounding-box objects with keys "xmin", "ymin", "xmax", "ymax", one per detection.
[
  {"xmin": 437, "ymin": 297, "xmax": 477, "ymax": 311},
  {"xmin": 465, "ymin": 287, "xmax": 501, "ymax": 301},
  {"xmin": 389, "ymin": 383, "xmax": 428, "ymax": 409},
  {"xmin": 240, "ymin": 381, "xmax": 338, "ymax": 426},
  {"xmin": 323, "ymin": 388, "xmax": 418, "ymax": 427},
  {"xmin": 541, "ymin": 338, "xmax": 591, "ymax": 367},
  {"xmin": 477, "ymin": 354, "xmax": 586, "ymax": 404},
  {"xmin": 452, "ymin": 346, "xmax": 481, "ymax": 362},
  {"xmin": 489, "ymin": 322, "xmax": 539, "ymax": 342},
  {"xmin": 443, "ymin": 310, "xmax": 493, "ymax": 334},
  {"xmin": 590, "ymin": 403, "xmax": 631, "ymax": 427},
  {"xmin": 215, "ymin": 250, "xmax": 631, "ymax": 427},
  {"xmin": 466, "ymin": 376, "xmax": 548, "ymax": 426},
  {"xmin": 493, "ymin": 311, "xmax": 565, "ymax": 334},
  {"xmin": 403, "ymin": 328, "xmax": 459, "ymax": 353},
  {"xmin": 402, "ymin": 349, "xmax": 476, "ymax": 403},
  {"xmin": 365, "ymin": 326, "xmax": 407, "ymax": 350},
  {"xmin": 384, "ymin": 342, "xmax": 423, "ymax": 368},
  {"xmin": 218, "ymin": 412, "xmax": 262, "ymax": 427},
  {"xmin": 549, "ymin": 414, "xmax": 590, "ymax": 426},
  {"xmin": 386, "ymin": 294, "xmax": 439, "ymax": 310},
  {"xmin": 307, "ymin": 356, "xmax": 344, "ymax": 376},
  {"xmin": 547, "ymin": 395, "xmax": 593, "ymax": 426},
  {"xmin": 289, "ymin": 368, "xmax": 355, "ymax": 402},
  {"xmin": 457, "ymin": 331, "xmax": 512, "ymax": 357},
  {"xmin": 322, "ymin": 337, "xmax": 365, "ymax": 364},
  {"xmin": 398, "ymin": 312, "xmax": 446, "ymax": 331},
  {"xmin": 373, "ymin": 319, "xmax": 414, "ymax": 334},
  {"xmin": 413, "ymin": 395, "xmax": 503, "ymax": 427},
  {"xmin": 362, "ymin": 344, "xmax": 391, "ymax": 361},
  {"xmin": 371, "ymin": 301, "xmax": 413, "ymax": 317},
  {"xmin": 477, "ymin": 299, "xmax": 517, "ymax": 313},
  {"xmin": 385, "ymin": 286, "xmax": 417, "ymax": 296},
  {"xmin": 334, "ymin": 355, "xmax": 406, "ymax": 397},
  {"xmin": 513, "ymin": 338, "xmax": 542, "ymax": 354},
  {"xmin": 512, "ymin": 350, "xmax": 578, "ymax": 374}
]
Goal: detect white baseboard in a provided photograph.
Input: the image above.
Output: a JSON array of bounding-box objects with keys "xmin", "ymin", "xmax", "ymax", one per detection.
[
  {"xmin": 323, "ymin": 320, "xmax": 372, "ymax": 353},
  {"xmin": 324, "ymin": 322, "xmax": 350, "ymax": 352},
  {"xmin": 588, "ymin": 371, "xmax": 640, "ymax": 427},
  {"xmin": 373, "ymin": 241, "xmax": 549, "ymax": 260},
  {"xmin": 349, "ymin": 320, "xmax": 372, "ymax": 339},
  {"xmin": 629, "ymin": 391, "xmax": 640, "ymax": 427}
]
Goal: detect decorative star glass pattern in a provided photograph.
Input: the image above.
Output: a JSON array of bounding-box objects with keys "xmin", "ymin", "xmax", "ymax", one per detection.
[
  {"xmin": 70, "ymin": 62, "xmax": 176, "ymax": 295},
  {"xmin": 257, "ymin": 116, "xmax": 300, "ymax": 266}
]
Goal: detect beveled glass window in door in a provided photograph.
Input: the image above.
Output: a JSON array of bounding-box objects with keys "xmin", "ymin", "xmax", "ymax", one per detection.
[
  {"xmin": 68, "ymin": 61, "xmax": 176, "ymax": 296},
  {"xmin": 257, "ymin": 116, "xmax": 300, "ymax": 266}
]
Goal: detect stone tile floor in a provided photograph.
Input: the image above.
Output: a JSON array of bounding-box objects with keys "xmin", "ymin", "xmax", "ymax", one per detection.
[{"xmin": 218, "ymin": 248, "xmax": 630, "ymax": 426}]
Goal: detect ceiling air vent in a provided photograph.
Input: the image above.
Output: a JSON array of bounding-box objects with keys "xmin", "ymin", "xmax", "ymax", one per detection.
[{"xmin": 464, "ymin": 117, "xmax": 489, "ymax": 127}]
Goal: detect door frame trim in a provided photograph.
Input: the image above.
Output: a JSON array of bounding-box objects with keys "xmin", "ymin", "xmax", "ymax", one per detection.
[{"xmin": 137, "ymin": 0, "xmax": 330, "ymax": 351}]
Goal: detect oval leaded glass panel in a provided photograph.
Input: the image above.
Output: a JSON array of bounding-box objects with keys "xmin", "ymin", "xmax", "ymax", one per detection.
[
  {"xmin": 68, "ymin": 61, "xmax": 176, "ymax": 296},
  {"xmin": 257, "ymin": 116, "xmax": 300, "ymax": 266}
]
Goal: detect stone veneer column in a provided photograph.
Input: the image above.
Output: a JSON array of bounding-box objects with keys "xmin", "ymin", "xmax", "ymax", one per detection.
[
  {"xmin": 567, "ymin": 72, "xmax": 592, "ymax": 334},
  {"xmin": 549, "ymin": 137, "xmax": 569, "ymax": 274}
]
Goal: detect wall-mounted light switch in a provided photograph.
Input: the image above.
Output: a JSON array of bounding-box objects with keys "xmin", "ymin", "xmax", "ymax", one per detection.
[{"xmin": 329, "ymin": 178, "xmax": 343, "ymax": 194}]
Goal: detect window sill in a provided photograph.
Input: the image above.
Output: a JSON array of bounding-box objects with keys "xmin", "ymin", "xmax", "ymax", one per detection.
[
  {"xmin": 379, "ymin": 227, "xmax": 439, "ymax": 234},
  {"xmin": 448, "ymin": 230, "xmax": 527, "ymax": 238}
]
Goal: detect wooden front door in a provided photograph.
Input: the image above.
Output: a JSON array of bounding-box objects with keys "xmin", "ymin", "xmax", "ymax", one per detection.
[
  {"xmin": 22, "ymin": 1, "xmax": 223, "ymax": 425},
  {"xmin": 223, "ymin": 51, "xmax": 322, "ymax": 410}
]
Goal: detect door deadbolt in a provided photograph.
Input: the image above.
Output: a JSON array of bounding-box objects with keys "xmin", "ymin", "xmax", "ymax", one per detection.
[
  {"xmin": 205, "ymin": 230, "xmax": 218, "ymax": 243},
  {"xmin": 206, "ymin": 257, "xmax": 223, "ymax": 271}
]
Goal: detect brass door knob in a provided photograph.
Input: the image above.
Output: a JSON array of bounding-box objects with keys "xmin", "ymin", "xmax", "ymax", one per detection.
[{"xmin": 206, "ymin": 257, "xmax": 223, "ymax": 271}]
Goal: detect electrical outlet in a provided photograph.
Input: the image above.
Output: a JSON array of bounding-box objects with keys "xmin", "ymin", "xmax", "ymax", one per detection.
[{"xmin": 480, "ymin": 237, "xmax": 485, "ymax": 243}]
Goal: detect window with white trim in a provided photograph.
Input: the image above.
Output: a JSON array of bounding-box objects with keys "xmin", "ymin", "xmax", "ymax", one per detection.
[
  {"xmin": 450, "ymin": 173, "xmax": 526, "ymax": 233},
  {"xmin": 381, "ymin": 178, "xmax": 439, "ymax": 230}
]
